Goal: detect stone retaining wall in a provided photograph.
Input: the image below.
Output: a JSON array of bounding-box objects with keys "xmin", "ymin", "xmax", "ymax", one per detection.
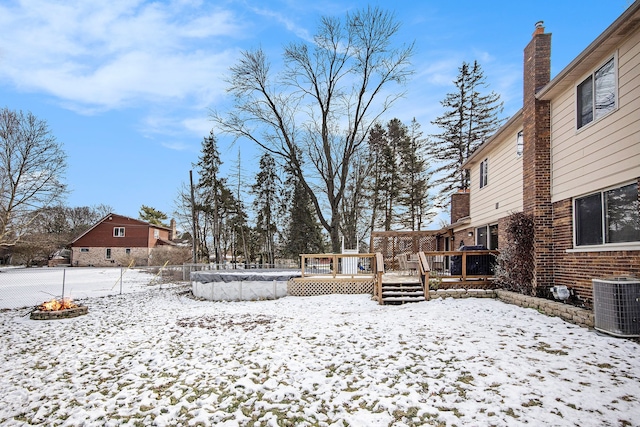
[{"xmin": 428, "ymin": 288, "xmax": 594, "ymax": 329}]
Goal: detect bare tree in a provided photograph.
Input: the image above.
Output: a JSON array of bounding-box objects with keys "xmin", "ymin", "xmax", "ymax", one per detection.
[
  {"xmin": 0, "ymin": 108, "xmax": 67, "ymax": 247},
  {"xmin": 212, "ymin": 6, "xmax": 413, "ymax": 252}
]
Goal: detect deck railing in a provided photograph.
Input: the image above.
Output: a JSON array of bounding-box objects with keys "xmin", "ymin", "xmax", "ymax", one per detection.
[
  {"xmin": 300, "ymin": 253, "xmax": 379, "ymax": 278},
  {"xmin": 420, "ymin": 250, "xmax": 499, "ymax": 289}
]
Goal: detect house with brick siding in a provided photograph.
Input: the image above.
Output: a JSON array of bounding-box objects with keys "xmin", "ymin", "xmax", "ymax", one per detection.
[
  {"xmin": 69, "ymin": 213, "xmax": 177, "ymax": 267},
  {"xmin": 449, "ymin": 2, "xmax": 640, "ymax": 305}
]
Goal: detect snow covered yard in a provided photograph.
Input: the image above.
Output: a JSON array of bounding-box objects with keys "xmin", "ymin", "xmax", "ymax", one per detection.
[{"xmin": 1, "ymin": 285, "xmax": 639, "ymax": 426}]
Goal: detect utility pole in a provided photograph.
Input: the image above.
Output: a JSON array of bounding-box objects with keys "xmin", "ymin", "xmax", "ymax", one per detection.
[{"xmin": 189, "ymin": 170, "xmax": 197, "ymax": 264}]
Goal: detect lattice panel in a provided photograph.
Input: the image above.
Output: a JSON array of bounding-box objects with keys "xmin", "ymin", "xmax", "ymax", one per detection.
[
  {"xmin": 370, "ymin": 231, "xmax": 440, "ymax": 270},
  {"xmin": 288, "ymin": 279, "xmax": 374, "ymax": 296}
]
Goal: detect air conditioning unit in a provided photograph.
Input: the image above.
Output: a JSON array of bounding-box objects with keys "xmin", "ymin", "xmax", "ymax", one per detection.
[{"xmin": 592, "ymin": 277, "xmax": 640, "ymax": 338}]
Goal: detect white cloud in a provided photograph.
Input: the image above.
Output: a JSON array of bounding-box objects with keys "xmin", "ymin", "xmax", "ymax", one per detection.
[{"xmin": 0, "ymin": 0, "xmax": 242, "ymax": 112}]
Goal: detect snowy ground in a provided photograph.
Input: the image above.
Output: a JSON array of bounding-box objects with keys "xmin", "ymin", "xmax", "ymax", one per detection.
[
  {"xmin": 1, "ymin": 283, "xmax": 639, "ymax": 426},
  {"xmin": 0, "ymin": 267, "xmax": 166, "ymax": 309}
]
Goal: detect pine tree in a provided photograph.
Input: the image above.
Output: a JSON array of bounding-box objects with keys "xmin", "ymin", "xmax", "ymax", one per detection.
[
  {"xmin": 281, "ymin": 171, "xmax": 325, "ymax": 260},
  {"xmin": 251, "ymin": 153, "xmax": 281, "ymax": 265},
  {"xmin": 194, "ymin": 130, "xmax": 226, "ymax": 263},
  {"xmin": 398, "ymin": 118, "xmax": 434, "ymax": 230},
  {"xmin": 365, "ymin": 119, "xmax": 408, "ymax": 231},
  {"xmin": 429, "ymin": 60, "xmax": 504, "ymax": 204},
  {"xmin": 139, "ymin": 205, "xmax": 168, "ymax": 227},
  {"xmin": 366, "ymin": 123, "xmax": 387, "ymax": 232}
]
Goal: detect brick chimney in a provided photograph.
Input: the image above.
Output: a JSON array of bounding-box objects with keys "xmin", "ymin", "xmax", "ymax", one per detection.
[
  {"xmin": 523, "ymin": 21, "xmax": 553, "ymax": 292},
  {"xmin": 170, "ymin": 218, "xmax": 177, "ymax": 241},
  {"xmin": 450, "ymin": 188, "xmax": 470, "ymax": 224}
]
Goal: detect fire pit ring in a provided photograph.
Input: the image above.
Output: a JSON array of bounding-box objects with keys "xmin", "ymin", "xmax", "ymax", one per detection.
[{"xmin": 30, "ymin": 305, "xmax": 89, "ymax": 320}]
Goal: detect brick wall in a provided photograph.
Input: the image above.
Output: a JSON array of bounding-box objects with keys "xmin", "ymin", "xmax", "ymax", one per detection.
[
  {"xmin": 553, "ymin": 191, "xmax": 640, "ymax": 306},
  {"xmin": 452, "ymin": 228, "xmax": 474, "ymax": 248},
  {"xmin": 450, "ymin": 190, "xmax": 470, "ymax": 224},
  {"xmin": 523, "ymin": 24, "xmax": 553, "ymax": 293},
  {"xmin": 72, "ymin": 247, "xmax": 150, "ymax": 267}
]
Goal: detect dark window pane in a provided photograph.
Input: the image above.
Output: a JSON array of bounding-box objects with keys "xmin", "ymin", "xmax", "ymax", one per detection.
[
  {"xmin": 575, "ymin": 193, "xmax": 602, "ymax": 245},
  {"xmin": 489, "ymin": 224, "xmax": 499, "ymax": 250},
  {"xmin": 577, "ymin": 76, "xmax": 593, "ymax": 128},
  {"xmin": 594, "ymin": 59, "xmax": 615, "ymax": 120},
  {"xmin": 605, "ymin": 183, "xmax": 640, "ymax": 243},
  {"xmin": 476, "ymin": 226, "xmax": 487, "ymax": 247}
]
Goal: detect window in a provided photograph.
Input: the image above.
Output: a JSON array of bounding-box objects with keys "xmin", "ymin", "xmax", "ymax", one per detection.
[
  {"xmin": 574, "ymin": 182, "xmax": 639, "ymax": 246},
  {"xmin": 114, "ymin": 227, "xmax": 125, "ymax": 237},
  {"xmin": 476, "ymin": 224, "xmax": 499, "ymax": 250},
  {"xmin": 154, "ymin": 229, "xmax": 160, "ymax": 239},
  {"xmin": 516, "ymin": 131, "xmax": 523, "ymax": 157},
  {"xmin": 125, "ymin": 248, "xmax": 131, "ymax": 255},
  {"xmin": 577, "ymin": 57, "xmax": 616, "ymax": 129},
  {"xmin": 479, "ymin": 158, "xmax": 488, "ymax": 188},
  {"xmin": 476, "ymin": 226, "xmax": 487, "ymax": 247},
  {"xmin": 489, "ymin": 224, "xmax": 499, "ymax": 250},
  {"xmin": 80, "ymin": 248, "xmax": 89, "ymax": 253},
  {"xmin": 106, "ymin": 248, "xmax": 112, "ymax": 259}
]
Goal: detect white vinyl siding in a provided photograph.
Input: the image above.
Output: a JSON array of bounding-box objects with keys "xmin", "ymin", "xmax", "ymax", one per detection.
[
  {"xmin": 551, "ymin": 30, "xmax": 640, "ymax": 203},
  {"xmin": 469, "ymin": 128, "xmax": 524, "ymax": 226},
  {"xmin": 479, "ymin": 158, "xmax": 489, "ymax": 188}
]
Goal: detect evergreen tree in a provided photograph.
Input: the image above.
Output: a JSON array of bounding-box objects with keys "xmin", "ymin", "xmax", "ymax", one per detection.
[
  {"xmin": 194, "ymin": 130, "xmax": 226, "ymax": 263},
  {"xmin": 251, "ymin": 153, "xmax": 281, "ymax": 265},
  {"xmin": 429, "ymin": 60, "xmax": 504, "ymax": 204},
  {"xmin": 366, "ymin": 122, "xmax": 387, "ymax": 232},
  {"xmin": 398, "ymin": 118, "xmax": 434, "ymax": 230},
  {"xmin": 139, "ymin": 205, "xmax": 168, "ymax": 227},
  {"xmin": 282, "ymin": 171, "xmax": 325, "ymax": 260},
  {"xmin": 366, "ymin": 118, "xmax": 415, "ymax": 231}
]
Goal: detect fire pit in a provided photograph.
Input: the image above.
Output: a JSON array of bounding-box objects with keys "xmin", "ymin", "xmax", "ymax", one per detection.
[{"xmin": 30, "ymin": 298, "xmax": 88, "ymax": 320}]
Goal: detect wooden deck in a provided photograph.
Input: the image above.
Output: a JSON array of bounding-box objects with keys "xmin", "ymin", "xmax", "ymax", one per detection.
[{"xmin": 296, "ymin": 250, "xmax": 499, "ymax": 305}]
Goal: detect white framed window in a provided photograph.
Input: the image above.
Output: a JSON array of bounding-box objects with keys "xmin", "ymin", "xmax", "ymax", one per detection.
[
  {"xmin": 106, "ymin": 248, "xmax": 112, "ymax": 259},
  {"xmin": 154, "ymin": 229, "xmax": 160, "ymax": 239},
  {"xmin": 479, "ymin": 158, "xmax": 488, "ymax": 189},
  {"xmin": 577, "ymin": 57, "xmax": 616, "ymax": 129},
  {"xmin": 80, "ymin": 248, "xmax": 89, "ymax": 253},
  {"xmin": 114, "ymin": 227, "xmax": 125, "ymax": 237},
  {"xmin": 516, "ymin": 130, "xmax": 523, "ymax": 157},
  {"xmin": 574, "ymin": 182, "xmax": 639, "ymax": 247}
]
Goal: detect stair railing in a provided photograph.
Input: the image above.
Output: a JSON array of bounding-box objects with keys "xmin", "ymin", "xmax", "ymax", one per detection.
[
  {"xmin": 417, "ymin": 251, "xmax": 431, "ymax": 301},
  {"xmin": 373, "ymin": 252, "xmax": 385, "ymax": 304}
]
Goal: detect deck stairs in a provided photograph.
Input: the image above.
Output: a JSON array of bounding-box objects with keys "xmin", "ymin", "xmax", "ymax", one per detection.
[{"xmin": 380, "ymin": 274, "xmax": 425, "ymax": 305}]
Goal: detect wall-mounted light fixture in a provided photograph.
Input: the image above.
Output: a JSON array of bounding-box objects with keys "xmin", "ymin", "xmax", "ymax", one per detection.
[{"xmin": 467, "ymin": 231, "xmax": 474, "ymax": 237}]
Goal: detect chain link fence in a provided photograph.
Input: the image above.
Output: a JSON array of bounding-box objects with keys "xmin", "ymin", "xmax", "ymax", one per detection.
[
  {"xmin": 0, "ymin": 262, "xmax": 301, "ymax": 310},
  {"xmin": 0, "ymin": 266, "xmax": 184, "ymax": 310}
]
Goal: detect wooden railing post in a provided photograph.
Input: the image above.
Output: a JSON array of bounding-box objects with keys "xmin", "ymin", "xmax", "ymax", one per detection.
[
  {"xmin": 375, "ymin": 252, "xmax": 384, "ymax": 304},
  {"xmin": 417, "ymin": 251, "xmax": 430, "ymax": 301},
  {"xmin": 461, "ymin": 252, "xmax": 467, "ymax": 282}
]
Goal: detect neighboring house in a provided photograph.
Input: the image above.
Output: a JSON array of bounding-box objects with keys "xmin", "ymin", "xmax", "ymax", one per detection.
[
  {"xmin": 450, "ymin": 3, "xmax": 640, "ymax": 303},
  {"xmin": 69, "ymin": 213, "xmax": 177, "ymax": 267}
]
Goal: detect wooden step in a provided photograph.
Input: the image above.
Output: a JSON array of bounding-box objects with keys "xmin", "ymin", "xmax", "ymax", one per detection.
[
  {"xmin": 380, "ymin": 284, "xmax": 425, "ymax": 304},
  {"xmin": 382, "ymin": 285, "xmax": 423, "ymax": 291},
  {"xmin": 382, "ymin": 295, "xmax": 425, "ymax": 304}
]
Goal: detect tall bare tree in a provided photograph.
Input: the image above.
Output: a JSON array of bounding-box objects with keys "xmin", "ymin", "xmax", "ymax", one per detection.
[
  {"xmin": 0, "ymin": 108, "xmax": 67, "ymax": 248},
  {"xmin": 212, "ymin": 6, "xmax": 413, "ymax": 252}
]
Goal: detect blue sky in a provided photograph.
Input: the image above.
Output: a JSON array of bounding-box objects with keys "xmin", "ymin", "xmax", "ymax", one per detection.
[{"xmin": 0, "ymin": 0, "xmax": 632, "ymax": 225}]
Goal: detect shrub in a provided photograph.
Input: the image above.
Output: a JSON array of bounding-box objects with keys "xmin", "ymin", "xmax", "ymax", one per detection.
[
  {"xmin": 149, "ymin": 246, "xmax": 191, "ymax": 266},
  {"xmin": 494, "ymin": 212, "xmax": 534, "ymax": 295}
]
